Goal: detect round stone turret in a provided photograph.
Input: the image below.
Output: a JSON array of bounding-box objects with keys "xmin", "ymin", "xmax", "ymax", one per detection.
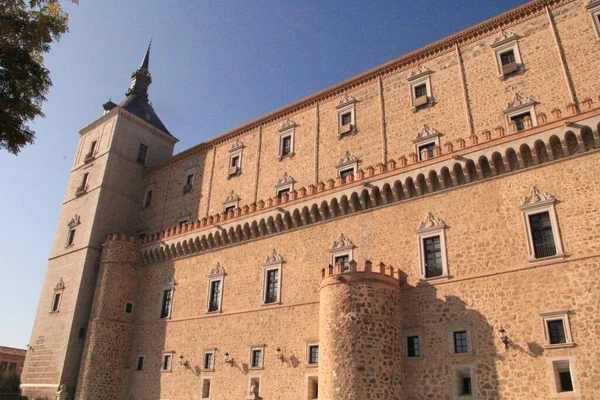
[{"xmin": 318, "ymin": 260, "xmax": 403, "ymax": 400}]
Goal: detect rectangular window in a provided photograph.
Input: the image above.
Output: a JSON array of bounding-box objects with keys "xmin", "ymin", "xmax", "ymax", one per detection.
[
  {"xmin": 528, "ymin": 212, "xmax": 556, "ymax": 258},
  {"xmin": 265, "ymin": 269, "xmax": 279, "ymax": 304},
  {"xmin": 125, "ymin": 302, "xmax": 134, "ymax": 314},
  {"xmin": 250, "ymin": 378, "xmax": 260, "ymax": 396},
  {"xmin": 334, "ymin": 254, "xmax": 350, "ymax": 272},
  {"xmin": 224, "ymin": 205, "xmax": 235, "ymax": 214},
  {"xmin": 418, "ymin": 142, "xmax": 436, "ymax": 160},
  {"xmin": 423, "ymin": 236, "xmax": 443, "ymax": 278},
  {"xmin": 500, "ymin": 50, "xmax": 516, "ymax": 66},
  {"xmin": 251, "ymin": 349, "xmax": 262, "ymax": 368},
  {"xmin": 160, "ymin": 289, "xmax": 172, "ymax": 319},
  {"xmin": 281, "ymin": 135, "xmax": 292, "ymax": 157},
  {"xmin": 308, "ymin": 345, "xmax": 319, "ymax": 364},
  {"xmin": 201, "ymin": 379, "xmax": 211, "ymax": 398},
  {"xmin": 88, "ymin": 140, "xmax": 97, "ymax": 156},
  {"xmin": 341, "ymin": 112, "xmax": 352, "ymax": 126},
  {"xmin": 407, "ymin": 336, "xmax": 420, "ymax": 357},
  {"xmin": 137, "ymin": 143, "xmax": 148, "ymax": 165},
  {"xmin": 339, "ymin": 168, "xmax": 354, "ymax": 184},
  {"xmin": 308, "ymin": 376, "xmax": 319, "ymax": 400},
  {"xmin": 510, "ymin": 112, "xmax": 531, "ymax": 132},
  {"xmin": 208, "ymin": 280, "xmax": 221, "ymax": 312},
  {"xmin": 136, "ymin": 356, "xmax": 144, "ymax": 371},
  {"xmin": 559, "ymin": 370, "xmax": 574, "ymax": 392},
  {"xmin": 144, "ymin": 189, "xmax": 153, "ymax": 208},
  {"xmin": 547, "ymin": 320, "xmax": 566, "ymax": 344},
  {"xmin": 80, "ymin": 172, "xmax": 89, "ymax": 190},
  {"xmin": 162, "ymin": 354, "xmax": 172, "ymax": 372},
  {"xmin": 414, "ymin": 83, "xmax": 427, "ymax": 99},
  {"xmin": 552, "ymin": 360, "xmax": 576, "ymax": 394},
  {"xmin": 231, "ymin": 155, "xmax": 240, "ymax": 168},
  {"xmin": 277, "ymin": 188, "xmax": 290, "ymax": 198},
  {"xmin": 66, "ymin": 228, "xmax": 76, "ymax": 246},
  {"xmin": 51, "ymin": 292, "xmax": 61, "ymax": 312},
  {"xmin": 204, "ymin": 352, "xmax": 214, "ymax": 370},
  {"xmin": 186, "ymin": 173, "xmax": 194, "ymax": 186},
  {"xmin": 454, "ymin": 331, "xmax": 469, "ymax": 354},
  {"xmin": 461, "ymin": 376, "xmax": 472, "ymax": 395},
  {"xmin": 8, "ymin": 363, "xmax": 16, "ymax": 371}
]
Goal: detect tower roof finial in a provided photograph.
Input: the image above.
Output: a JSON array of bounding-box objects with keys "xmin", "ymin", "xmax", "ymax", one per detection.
[{"xmin": 140, "ymin": 39, "xmax": 151, "ymax": 70}]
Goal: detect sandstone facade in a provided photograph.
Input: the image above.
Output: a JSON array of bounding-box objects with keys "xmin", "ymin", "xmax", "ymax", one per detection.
[{"xmin": 22, "ymin": 0, "xmax": 600, "ymax": 399}]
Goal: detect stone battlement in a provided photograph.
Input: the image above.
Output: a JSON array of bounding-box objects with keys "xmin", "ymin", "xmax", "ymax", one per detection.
[{"xmin": 320, "ymin": 260, "xmax": 402, "ymax": 289}]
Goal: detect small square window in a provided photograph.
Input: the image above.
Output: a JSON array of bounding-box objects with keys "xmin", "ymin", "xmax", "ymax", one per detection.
[
  {"xmin": 510, "ymin": 112, "xmax": 531, "ymax": 132},
  {"xmin": 136, "ymin": 356, "xmax": 144, "ymax": 371},
  {"xmin": 201, "ymin": 378, "xmax": 211, "ymax": 398},
  {"xmin": 407, "ymin": 336, "xmax": 420, "ymax": 357},
  {"xmin": 500, "ymin": 50, "xmax": 515, "ymax": 66},
  {"xmin": 230, "ymin": 155, "xmax": 240, "ymax": 168},
  {"xmin": 334, "ymin": 254, "xmax": 350, "ymax": 273},
  {"xmin": 548, "ymin": 357, "xmax": 579, "ymax": 397},
  {"xmin": 414, "ymin": 84, "xmax": 427, "ymax": 99},
  {"xmin": 341, "ymin": 112, "xmax": 352, "ymax": 126},
  {"xmin": 137, "ymin": 143, "xmax": 148, "ymax": 165},
  {"xmin": 160, "ymin": 289, "xmax": 172, "ymax": 319},
  {"xmin": 418, "ymin": 142, "xmax": 436, "ymax": 160},
  {"xmin": 308, "ymin": 345, "xmax": 319, "ymax": 365},
  {"xmin": 162, "ymin": 353, "xmax": 172, "ymax": 372},
  {"xmin": 224, "ymin": 205, "xmax": 236, "ymax": 214},
  {"xmin": 540, "ymin": 311, "xmax": 573, "ymax": 348},
  {"xmin": 454, "ymin": 331, "xmax": 469, "ymax": 354},
  {"xmin": 339, "ymin": 168, "xmax": 354, "ymax": 184},
  {"xmin": 125, "ymin": 302, "xmax": 134, "ymax": 314}
]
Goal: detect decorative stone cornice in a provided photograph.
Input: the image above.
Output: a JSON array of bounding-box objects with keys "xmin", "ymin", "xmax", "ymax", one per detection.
[
  {"xmin": 585, "ymin": 0, "xmax": 600, "ymax": 10},
  {"xmin": 229, "ymin": 139, "xmax": 244, "ymax": 153},
  {"xmin": 336, "ymin": 94, "xmax": 357, "ymax": 109},
  {"xmin": 331, "ymin": 233, "xmax": 354, "ymax": 250},
  {"xmin": 490, "ymin": 30, "xmax": 519, "ymax": 48},
  {"xmin": 505, "ymin": 93, "xmax": 536, "ymax": 111},
  {"xmin": 223, "ymin": 190, "xmax": 240, "ymax": 205},
  {"xmin": 54, "ymin": 278, "xmax": 65, "ymax": 291},
  {"xmin": 407, "ymin": 65, "xmax": 432, "ymax": 81},
  {"xmin": 265, "ymin": 249, "xmax": 284, "ymax": 265},
  {"xmin": 275, "ymin": 172, "xmax": 294, "ymax": 188},
  {"xmin": 210, "ymin": 262, "xmax": 226, "ymax": 276},
  {"xmin": 68, "ymin": 215, "xmax": 81, "ymax": 229},
  {"xmin": 279, "ymin": 119, "xmax": 297, "ymax": 132},
  {"xmin": 337, "ymin": 151, "xmax": 359, "ymax": 168},
  {"xmin": 413, "ymin": 125, "xmax": 442, "ymax": 143},
  {"xmin": 521, "ymin": 186, "xmax": 555, "ymax": 206},
  {"xmin": 417, "ymin": 212, "xmax": 446, "ymax": 231}
]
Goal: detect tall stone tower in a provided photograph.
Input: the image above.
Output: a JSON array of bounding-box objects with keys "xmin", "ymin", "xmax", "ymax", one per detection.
[{"xmin": 21, "ymin": 44, "xmax": 177, "ymax": 399}]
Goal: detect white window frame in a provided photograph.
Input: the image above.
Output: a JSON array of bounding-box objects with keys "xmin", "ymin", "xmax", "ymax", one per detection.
[
  {"xmin": 407, "ymin": 67, "xmax": 434, "ymax": 111},
  {"xmin": 262, "ymin": 251, "xmax": 283, "ymax": 306},
  {"xmin": 278, "ymin": 120, "xmax": 297, "ymax": 160},
  {"xmin": 519, "ymin": 187, "xmax": 564, "ymax": 262},
  {"xmin": 135, "ymin": 355, "xmax": 145, "ymax": 371},
  {"xmin": 403, "ymin": 329, "xmax": 423, "ymax": 358},
  {"xmin": 161, "ymin": 352, "xmax": 173, "ymax": 373},
  {"xmin": 417, "ymin": 213, "xmax": 449, "ymax": 281},
  {"xmin": 586, "ymin": 0, "xmax": 600, "ymax": 39},
  {"xmin": 330, "ymin": 233, "xmax": 355, "ymax": 272},
  {"xmin": 305, "ymin": 341, "xmax": 319, "ymax": 367},
  {"xmin": 336, "ymin": 95, "xmax": 357, "ymax": 137},
  {"xmin": 228, "ymin": 139, "xmax": 244, "ymax": 178},
  {"xmin": 452, "ymin": 364, "xmax": 477, "ymax": 400},
  {"xmin": 249, "ymin": 345, "xmax": 265, "ymax": 369},
  {"xmin": 448, "ymin": 326, "xmax": 473, "ymax": 356},
  {"xmin": 540, "ymin": 311, "xmax": 574, "ymax": 349},
  {"xmin": 142, "ymin": 184, "xmax": 155, "ymax": 209},
  {"xmin": 306, "ymin": 374, "xmax": 319, "ymax": 400},
  {"xmin": 206, "ymin": 264, "xmax": 225, "ymax": 313},
  {"xmin": 547, "ymin": 356, "xmax": 581, "ymax": 397},
  {"xmin": 183, "ymin": 167, "xmax": 195, "ymax": 194},
  {"xmin": 201, "ymin": 377, "xmax": 212, "ymax": 399},
  {"xmin": 203, "ymin": 348, "xmax": 216, "ymax": 371},
  {"xmin": 159, "ymin": 283, "xmax": 174, "ymax": 320},
  {"xmin": 490, "ymin": 32, "xmax": 524, "ymax": 79}
]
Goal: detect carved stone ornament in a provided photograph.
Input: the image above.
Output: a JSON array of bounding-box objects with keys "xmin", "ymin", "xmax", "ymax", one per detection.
[
  {"xmin": 413, "ymin": 125, "xmax": 442, "ymax": 143},
  {"xmin": 407, "ymin": 64, "xmax": 431, "ymax": 80},
  {"xmin": 265, "ymin": 249, "xmax": 284, "ymax": 265},
  {"xmin": 210, "ymin": 262, "xmax": 226, "ymax": 276},
  {"xmin": 223, "ymin": 190, "xmax": 240, "ymax": 205},
  {"xmin": 332, "ymin": 233, "xmax": 354, "ymax": 250},
  {"xmin": 54, "ymin": 278, "xmax": 65, "ymax": 291},
  {"xmin": 229, "ymin": 138, "xmax": 244, "ymax": 153},
  {"xmin": 337, "ymin": 151, "xmax": 359, "ymax": 168},
  {"xmin": 491, "ymin": 30, "xmax": 518, "ymax": 47},
  {"xmin": 279, "ymin": 119, "xmax": 297, "ymax": 132},
  {"xmin": 522, "ymin": 186, "xmax": 555, "ymax": 206},
  {"xmin": 417, "ymin": 212, "xmax": 446, "ymax": 231},
  {"xmin": 586, "ymin": 0, "xmax": 600, "ymax": 10},
  {"xmin": 275, "ymin": 172, "xmax": 294, "ymax": 188},
  {"xmin": 505, "ymin": 92, "xmax": 535, "ymax": 110},
  {"xmin": 67, "ymin": 215, "xmax": 81, "ymax": 229},
  {"xmin": 337, "ymin": 93, "xmax": 356, "ymax": 107}
]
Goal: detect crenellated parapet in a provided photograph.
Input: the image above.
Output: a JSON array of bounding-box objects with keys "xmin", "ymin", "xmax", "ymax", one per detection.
[
  {"xmin": 318, "ymin": 259, "xmax": 403, "ymax": 399},
  {"xmin": 101, "ymin": 233, "xmax": 140, "ymax": 264}
]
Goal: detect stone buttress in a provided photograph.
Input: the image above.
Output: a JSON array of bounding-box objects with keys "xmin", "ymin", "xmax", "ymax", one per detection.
[
  {"xmin": 318, "ymin": 260, "xmax": 403, "ymax": 400},
  {"xmin": 75, "ymin": 234, "xmax": 140, "ymax": 400}
]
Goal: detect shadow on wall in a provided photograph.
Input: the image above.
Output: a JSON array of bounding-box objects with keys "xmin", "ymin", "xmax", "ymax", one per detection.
[{"xmin": 400, "ymin": 283, "xmax": 503, "ymax": 400}]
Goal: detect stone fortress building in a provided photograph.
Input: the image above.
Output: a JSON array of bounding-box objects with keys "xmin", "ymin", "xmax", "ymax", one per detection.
[{"xmin": 21, "ymin": 0, "xmax": 600, "ymax": 398}]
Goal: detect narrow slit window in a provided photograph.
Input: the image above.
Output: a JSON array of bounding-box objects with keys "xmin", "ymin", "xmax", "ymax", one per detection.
[
  {"xmin": 204, "ymin": 352, "xmax": 214, "ymax": 370},
  {"xmin": 136, "ymin": 356, "xmax": 144, "ymax": 371},
  {"xmin": 51, "ymin": 292, "xmax": 61, "ymax": 312},
  {"xmin": 407, "ymin": 336, "xmax": 420, "ymax": 357},
  {"xmin": 265, "ymin": 269, "xmax": 279, "ymax": 304},
  {"xmin": 162, "ymin": 354, "xmax": 172, "ymax": 372},
  {"xmin": 67, "ymin": 228, "xmax": 76, "ymax": 246},
  {"xmin": 201, "ymin": 379, "xmax": 211, "ymax": 398},
  {"xmin": 208, "ymin": 280, "xmax": 221, "ymax": 312},
  {"xmin": 160, "ymin": 289, "xmax": 172, "ymax": 319},
  {"xmin": 144, "ymin": 189, "xmax": 153, "ymax": 208}
]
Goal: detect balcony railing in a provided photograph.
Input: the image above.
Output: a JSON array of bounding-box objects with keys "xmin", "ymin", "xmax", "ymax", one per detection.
[{"xmin": 534, "ymin": 242, "xmax": 556, "ymax": 258}]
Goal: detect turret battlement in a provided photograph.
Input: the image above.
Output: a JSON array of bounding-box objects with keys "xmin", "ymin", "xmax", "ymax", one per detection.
[
  {"xmin": 320, "ymin": 259, "xmax": 402, "ymax": 289},
  {"xmin": 101, "ymin": 233, "xmax": 139, "ymax": 264}
]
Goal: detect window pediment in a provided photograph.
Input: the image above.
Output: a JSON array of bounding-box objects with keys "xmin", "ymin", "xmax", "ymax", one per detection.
[
  {"xmin": 520, "ymin": 186, "xmax": 556, "ymax": 209},
  {"xmin": 68, "ymin": 214, "xmax": 81, "ymax": 229},
  {"xmin": 209, "ymin": 263, "xmax": 226, "ymax": 277},
  {"xmin": 490, "ymin": 30, "xmax": 519, "ymax": 48},
  {"xmin": 417, "ymin": 212, "xmax": 446, "ymax": 233}
]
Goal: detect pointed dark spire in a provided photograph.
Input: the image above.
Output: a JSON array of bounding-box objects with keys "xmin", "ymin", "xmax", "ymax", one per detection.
[
  {"xmin": 126, "ymin": 42, "xmax": 153, "ymax": 98},
  {"xmin": 140, "ymin": 39, "xmax": 151, "ymax": 70}
]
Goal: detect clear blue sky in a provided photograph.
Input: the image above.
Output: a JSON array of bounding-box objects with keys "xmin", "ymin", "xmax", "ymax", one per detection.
[{"xmin": 0, "ymin": 0, "xmax": 526, "ymax": 349}]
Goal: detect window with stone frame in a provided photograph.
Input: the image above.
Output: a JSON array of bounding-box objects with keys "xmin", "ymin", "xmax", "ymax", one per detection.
[
  {"xmin": 330, "ymin": 233, "xmax": 355, "ymax": 273},
  {"xmin": 137, "ymin": 143, "xmax": 148, "ymax": 165},
  {"xmin": 206, "ymin": 263, "xmax": 225, "ymax": 313},
  {"xmin": 520, "ymin": 187, "xmax": 564, "ymax": 262},
  {"xmin": 223, "ymin": 191, "xmax": 240, "ymax": 214},
  {"xmin": 50, "ymin": 278, "xmax": 65, "ymax": 313},
  {"xmin": 413, "ymin": 125, "xmax": 442, "ymax": 161},
  {"xmin": 228, "ymin": 139, "xmax": 244, "ymax": 177},
  {"xmin": 161, "ymin": 352, "xmax": 173, "ymax": 372},
  {"xmin": 306, "ymin": 342, "xmax": 319, "ymax": 366},
  {"xmin": 540, "ymin": 311, "xmax": 574, "ymax": 349},
  {"xmin": 408, "ymin": 66, "xmax": 434, "ymax": 111},
  {"xmin": 249, "ymin": 345, "xmax": 265, "ymax": 369},
  {"xmin": 160, "ymin": 288, "xmax": 173, "ymax": 319},
  {"xmin": 278, "ymin": 119, "xmax": 297, "ymax": 159},
  {"xmin": 336, "ymin": 151, "xmax": 359, "ymax": 183},
  {"xmin": 336, "ymin": 94, "xmax": 357, "ymax": 137},
  {"xmin": 586, "ymin": 0, "xmax": 600, "ymax": 39},
  {"xmin": 504, "ymin": 93, "xmax": 537, "ymax": 133},
  {"xmin": 407, "ymin": 335, "xmax": 421, "ymax": 357},
  {"xmin": 183, "ymin": 167, "xmax": 195, "ymax": 194},
  {"xmin": 417, "ymin": 213, "xmax": 449, "ymax": 281},
  {"xmin": 547, "ymin": 357, "xmax": 580, "ymax": 397},
  {"xmin": 263, "ymin": 250, "xmax": 283, "ymax": 305},
  {"xmin": 203, "ymin": 349, "xmax": 216, "ymax": 371},
  {"xmin": 307, "ymin": 375, "xmax": 319, "ymax": 400},
  {"xmin": 490, "ymin": 30, "xmax": 524, "ymax": 79},
  {"xmin": 143, "ymin": 187, "xmax": 154, "ymax": 208},
  {"xmin": 448, "ymin": 326, "xmax": 472, "ymax": 356},
  {"xmin": 452, "ymin": 364, "xmax": 476, "ymax": 400}
]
